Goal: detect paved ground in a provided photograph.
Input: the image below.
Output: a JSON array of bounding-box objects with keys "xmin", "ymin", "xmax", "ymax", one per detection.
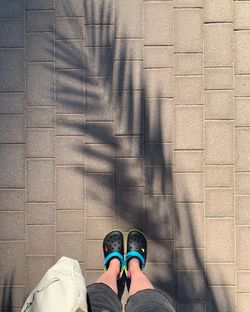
[{"xmin": 0, "ymin": 0, "xmax": 250, "ymax": 311}]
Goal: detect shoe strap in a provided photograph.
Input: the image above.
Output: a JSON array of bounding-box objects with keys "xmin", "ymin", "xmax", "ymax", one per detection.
[
  {"xmin": 125, "ymin": 251, "xmax": 145, "ymax": 270},
  {"xmin": 104, "ymin": 251, "xmax": 124, "ymax": 270}
]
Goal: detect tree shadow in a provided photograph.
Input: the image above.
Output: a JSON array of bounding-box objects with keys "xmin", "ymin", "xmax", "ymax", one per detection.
[
  {"xmin": 46, "ymin": 1, "xmax": 232, "ymax": 311},
  {"xmin": 0, "ymin": 273, "xmax": 14, "ymax": 312}
]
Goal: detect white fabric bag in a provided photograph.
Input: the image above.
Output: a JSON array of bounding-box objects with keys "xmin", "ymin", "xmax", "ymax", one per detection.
[{"xmin": 21, "ymin": 256, "xmax": 88, "ymax": 312}]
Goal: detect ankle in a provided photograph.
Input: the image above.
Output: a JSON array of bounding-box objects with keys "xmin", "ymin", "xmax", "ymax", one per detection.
[
  {"xmin": 107, "ymin": 258, "xmax": 120, "ymax": 276},
  {"xmin": 128, "ymin": 258, "xmax": 142, "ymax": 276}
]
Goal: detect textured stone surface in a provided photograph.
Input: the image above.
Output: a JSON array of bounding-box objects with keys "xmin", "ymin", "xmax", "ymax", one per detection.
[
  {"xmin": 207, "ymin": 264, "xmax": 235, "ymax": 285},
  {"xmin": 26, "ymin": 129, "xmax": 55, "ymax": 158},
  {"xmin": 26, "ymin": 11, "xmax": 54, "ymax": 32},
  {"xmin": 145, "ymin": 68, "xmax": 173, "ymax": 97},
  {"xmin": 0, "ymin": 190, "xmax": 25, "ymax": 211},
  {"xmin": 205, "ymin": 165, "xmax": 234, "ymax": 187},
  {"xmin": 205, "ymin": 0, "xmax": 233, "ymax": 22},
  {"xmin": 85, "ymin": 0, "xmax": 113, "ymax": 24},
  {"xmin": 174, "ymin": 151, "xmax": 204, "ymax": 173},
  {"xmin": 205, "ymin": 68, "xmax": 233, "ymax": 90},
  {"xmin": 56, "ymin": 0, "xmax": 84, "ymax": 16},
  {"xmin": 235, "ymin": 31, "xmax": 250, "ymax": 74},
  {"xmin": 0, "ymin": 212, "xmax": 24, "ymax": 240},
  {"xmin": 236, "ymin": 97, "xmax": 250, "ymax": 126},
  {"xmin": 26, "ymin": 225, "xmax": 55, "ymax": 254},
  {"xmin": 175, "ymin": 9, "xmax": 203, "ymax": 52},
  {"xmin": 26, "ymin": 0, "xmax": 54, "ymax": 9},
  {"xmin": 205, "ymin": 188, "xmax": 234, "ymax": 217},
  {"xmin": 0, "ymin": 0, "xmax": 24, "ymax": 17},
  {"xmin": 0, "ymin": 115, "xmax": 24, "ymax": 143},
  {"xmin": 0, "ymin": 93, "xmax": 24, "ymax": 114},
  {"xmin": 144, "ymin": 2, "xmax": 173, "ymax": 45},
  {"xmin": 236, "ymin": 196, "xmax": 250, "ymax": 225},
  {"xmin": 144, "ymin": 47, "xmax": 173, "ymax": 68},
  {"xmin": 56, "ymin": 136, "xmax": 84, "ymax": 165},
  {"xmin": 0, "ymin": 19, "xmax": 24, "ymax": 48},
  {"xmin": 27, "ymin": 33, "xmax": 54, "ymax": 62},
  {"xmin": 235, "ymin": 1, "xmax": 250, "ymax": 30},
  {"xmin": 0, "ymin": 49, "xmax": 25, "ymax": 91},
  {"xmin": 27, "ymin": 106, "xmax": 55, "ymax": 128},
  {"xmin": 236, "ymin": 226, "xmax": 250, "ymax": 269},
  {"xmin": 205, "ymin": 90, "xmax": 234, "ymax": 120},
  {"xmin": 26, "ymin": 204, "xmax": 55, "ymax": 225},
  {"xmin": 174, "ymin": 53, "xmax": 203, "ymax": 75},
  {"xmin": 174, "ymin": 76, "xmax": 203, "ymax": 104}
]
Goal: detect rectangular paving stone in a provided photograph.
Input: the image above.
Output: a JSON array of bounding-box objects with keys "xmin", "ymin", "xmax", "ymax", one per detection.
[
  {"xmin": 115, "ymin": 91, "xmax": 143, "ymax": 135},
  {"xmin": 115, "ymin": 136, "xmax": 143, "ymax": 158},
  {"xmin": 235, "ymin": 1, "xmax": 250, "ymax": 30},
  {"xmin": 26, "ymin": 129, "xmax": 55, "ymax": 158},
  {"xmin": 113, "ymin": 61, "xmax": 143, "ymax": 91},
  {"xmin": 86, "ymin": 47, "xmax": 113, "ymax": 77},
  {"xmin": 174, "ymin": 0, "xmax": 203, "ymax": 7},
  {"xmin": 86, "ymin": 173, "xmax": 113, "ymax": 217},
  {"xmin": 56, "ymin": 0, "xmax": 84, "ymax": 16},
  {"xmin": 56, "ymin": 114, "xmax": 84, "ymax": 136},
  {"xmin": 0, "ymin": 0, "xmax": 24, "ymax": 18},
  {"xmin": 0, "ymin": 144, "xmax": 24, "ymax": 188},
  {"xmin": 144, "ymin": 68, "xmax": 173, "ymax": 97},
  {"xmin": 205, "ymin": 0, "xmax": 233, "ymax": 22},
  {"xmin": 86, "ymin": 240, "xmax": 103, "ymax": 269},
  {"xmin": 238, "ymin": 293, "xmax": 250, "ymax": 312},
  {"xmin": 56, "ymin": 69, "xmax": 84, "ymax": 114},
  {"xmin": 115, "ymin": 39, "xmax": 143, "ymax": 61},
  {"xmin": 115, "ymin": 158, "xmax": 143, "ymax": 187},
  {"xmin": 206, "ymin": 286, "xmax": 235, "ymax": 312},
  {"xmin": 0, "ymin": 212, "xmax": 24, "ymax": 240},
  {"xmin": 206, "ymin": 219, "xmax": 234, "ymax": 263},
  {"xmin": 236, "ymin": 226, "xmax": 250, "ymax": 269},
  {"xmin": 56, "ymin": 233, "xmax": 84, "ymax": 261},
  {"xmin": 26, "ymin": 203, "xmax": 55, "ymax": 225},
  {"xmin": 238, "ymin": 271, "xmax": 250, "ymax": 292},
  {"xmin": 144, "ymin": 46, "xmax": 173, "ymax": 68},
  {"xmin": 27, "ymin": 63, "xmax": 54, "ymax": 106},
  {"xmin": 236, "ymin": 196, "xmax": 250, "ymax": 225},
  {"xmin": 145, "ymin": 165, "xmax": 173, "ymax": 195},
  {"xmin": 205, "ymin": 121, "xmax": 234, "ymax": 164},
  {"xmin": 176, "ymin": 270, "xmax": 205, "ymax": 302},
  {"xmin": 56, "ymin": 17, "xmax": 84, "ymax": 39},
  {"xmin": 236, "ymin": 129, "xmax": 250, "ymax": 171},
  {"xmin": 175, "ymin": 9, "xmax": 203, "ymax": 52},
  {"xmin": 206, "ymin": 264, "xmax": 235, "ymax": 285},
  {"xmin": 26, "ymin": 0, "xmax": 54, "ymax": 10},
  {"xmin": 85, "ymin": 271, "xmax": 102, "ymax": 286},
  {"xmin": 56, "ymin": 39, "xmax": 83, "ymax": 68},
  {"xmin": 175, "ymin": 173, "xmax": 204, "ymax": 202},
  {"xmin": 0, "ymin": 19, "xmax": 24, "ymax": 48},
  {"xmin": 145, "ymin": 195, "xmax": 174, "ymax": 239},
  {"xmin": 236, "ymin": 98, "xmax": 250, "ymax": 126},
  {"xmin": 175, "ymin": 203, "xmax": 204, "ymax": 247},
  {"xmin": 0, "ymin": 286, "xmax": 26, "ymax": 308},
  {"xmin": 204, "ymin": 24, "xmax": 233, "ymax": 67},
  {"xmin": 56, "ymin": 210, "xmax": 84, "ymax": 231},
  {"xmin": 85, "ymin": 25, "xmax": 113, "ymax": 47},
  {"xmin": 27, "ymin": 106, "xmax": 55, "ymax": 128},
  {"xmin": 0, "ymin": 190, "xmax": 25, "ymax": 211},
  {"xmin": 174, "ymin": 151, "xmax": 203, "ymax": 173},
  {"xmin": 56, "ymin": 166, "xmax": 84, "ymax": 209},
  {"xmin": 144, "ymin": 2, "xmax": 173, "ymax": 45},
  {"xmin": 27, "ymin": 33, "xmax": 54, "ymax": 62},
  {"xmin": 145, "ymin": 143, "xmax": 173, "ymax": 165},
  {"xmin": 115, "ymin": 187, "xmax": 143, "ymax": 231},
  {"xmin": 176, "ymin": 248, "xmax": 204, "ymax": 270},
  {"xmin": 85, "ymin": 0, "xmax": 113, "ymax": 24},
  {"xmin": 27, "ymin": 256, "xmax": 55, "ymax": 293},
  {"xmin": 174, "ymin": 76, "xmax": 203, "ymax": 104},
  {"xmin": 85, "ymin": 77, "xmax": 113, "ymax": 121},
  {"xmin": 205, "ymin": 90, "xmax": 234, "ymax": 120},
  {"xmin": 235, "ymin": 31, "xmax": 250, "ymax": 74},
  {"xmin": 236, "ymin": 75, "xmax": 250, "ymax": 96},
  {"xmin": 85, "ymin": 122, "xmax": 113, "ymax": 144},
  {"xmin": 85, "ymin": 144, "xmax": 113, "ymax": 172},
  {"xmin": 0, "ymin": 93, "xmax": 24, "ymax": 114},
  {"xmin": 147, "ymin": 240, "xmax": 174, "ymax": 262},
  {"xmin": 86, "ymin": 217, "xmax": 114, "ymax": 239},
  {"xmin": 205, "ymin": 188, "xmax": 234, "ymax": 217},
  {"xmin": 0, "ymin": 49, "xmax": 25, "ymax": 91},
  {"xmin": 26, "ymin": 225, "xmax": 55, "ymax": 254},
  {"xmin": 115, "ymin": 0, "xmax": 143, "ymax": 38},
  {"xmin": 145, "ymin": 263, "xmax": 175, "ymax": 299},
  {"xmin": 236, "ymin": 173, "xmax": 250, "ymax": 195},
  {"xmin": 26, "ymin": 11, "xmax": 55, "ymax": 32},
  {"xmin": 27, "ymin": 160, "xmax": 55, "ymax": 202},
  {"xmin": 175, "ymin": 106, "xmax": 203, "ymax": 150},
  {"xmin": 145, "ymin": 98, "xmax": 173, "ymax": 143},
  {"xmin": 0, "ymin": 241, "xmax": 25, "ymax": 285},
  {"xmin": 56, "ymin": 136, "xmax": 84, "ymax": 165},
  {"xmin": 0, "ymin": 115, "xmax": 24, "ymax": 143},
  {"xmin": 204, "ymin": 68, "xmax": 233, "ymax": 90},
  {"xmin": 205, "ymin": 165, "xmax": 234, "ymax": 187},
  {"xmin": 174, "ymin": 53, "xmax": 203, "ymax": 75}
]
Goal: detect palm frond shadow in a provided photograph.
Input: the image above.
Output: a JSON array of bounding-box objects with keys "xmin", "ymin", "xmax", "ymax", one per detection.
[{"xmin": 43, "ymin": 1, "xmax": 231, "ymax": 311}]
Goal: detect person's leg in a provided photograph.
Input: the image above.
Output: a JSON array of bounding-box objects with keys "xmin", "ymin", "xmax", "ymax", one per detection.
[
  {"xmin": 96, "ymin": 258, "xmax": 120, "ymax": 294},
  {"xmin": 127, "ymin": 258, "xmax": 154, "ymax": 296}
]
